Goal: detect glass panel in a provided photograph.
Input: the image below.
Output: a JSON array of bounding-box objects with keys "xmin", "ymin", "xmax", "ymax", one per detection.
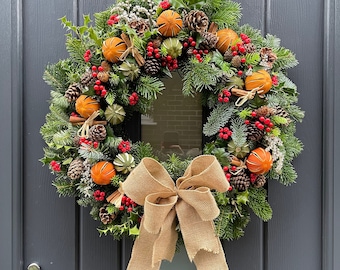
[{"xmin": 141, "ymin": 72, "xmax": 202, "ymax": 160}]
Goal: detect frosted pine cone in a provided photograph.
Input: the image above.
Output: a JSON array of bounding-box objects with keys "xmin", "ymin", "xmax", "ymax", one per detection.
[
  {"xmin": 64, "ymin": 83, "xmax": 82, "ymax": 102},
  {"xmin": 89, "ymin": 124, "xmax": 107, "ymax": 142},
  {"xmin": 67, "ymin": 159, "xmax": 84, "ymax": 180},
  {"xmin": 200, "ymin": 32, "xmax": 219, "ymax": 50},
  {"xmin": 99, "ymin": 205, "xmax": 116, "ymax": 225},
  {"xmin": 80, "ymin": 70, "xmax": 96, "ymax": 86}
]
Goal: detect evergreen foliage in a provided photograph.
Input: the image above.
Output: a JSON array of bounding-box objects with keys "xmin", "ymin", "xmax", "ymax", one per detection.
[{"xmin": 203, "ymin": 103, "xmax": 234, "ymax": 136}]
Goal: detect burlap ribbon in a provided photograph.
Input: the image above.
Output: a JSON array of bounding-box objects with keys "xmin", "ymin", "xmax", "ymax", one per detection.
[{"xmin": 122, "ymin": 155, "xmax": 230, "ymax": 270}]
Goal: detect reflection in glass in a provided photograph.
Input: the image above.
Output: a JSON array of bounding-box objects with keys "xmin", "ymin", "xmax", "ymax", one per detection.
[{"xmin": 141, "ymin": 72, "xmax": 202, "ymax": 160}]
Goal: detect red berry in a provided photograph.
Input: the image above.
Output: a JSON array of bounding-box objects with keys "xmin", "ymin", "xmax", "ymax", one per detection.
[
  {"xmin": 228, "ymin": 186, "xmax": 233, "ymax": 191},
  {"xmin": 237, "ymin": 70, "xmax": 243, "ymax": 76},
  {"xmin": 86, "ymin": 49, "xmax": 91, "ymax": 55},
  {"xmin": 147, "ymin": 51, "xmax": 153, "ymax": 57},
  {"xmin": 226, "ymin": 173, "xmax": 231, "ymax": 180},
  {"xmin": 119, "ymin": 206, "xmax": 124, "ymax": 211},
  {"xmin": 100, "ymin": 192, "xmax": 105, "ymax": 197},
  {"xmin": 91, "ymin": 66, "xmax": 97, "ymax": 71},
  {"xmin": 264, "ymin": 118, "xmax": 271, "ymax": 125},
  {"xmin": 223, "ymin": 97, "xmax": 229, "ymax": 103},
  {"xmin": 99, "ymin": 85, "xmax": 105, "ymax": 90},
  {"xmin": 265, "ymin": 127, "xmax": 271, "ymax": 133},
  {"xmin": 84, "ymin": 57, "xmax": 90, "ymax": 62},
  {"xmin": 245, "ymin": 38, "xmax": 251, "ymax": 44},
  {"xmin": 231, "ymin": 46, "xmax": 237, "ymax": 51},
  {"xmin": 127, "ymin": 207, "xmax": 133, "ymax": 212},
  {"xmin": 241, "ymin": 58, "xmax": 246, "ymax": 63},
  {"xmin": 188, "ymin": 37, "xmax": 194, "ymax": 43},
  {"xmin": 92, "ymin": 72, "xmax": 97, "ymax": 77},
  {"xmin": 222, "ymin": 134, "xmax": 229, "ymax": 140},
  {"xmin": 148, "ymin": 41, "xmax": 153, "ymax": 47},
  {"xmin": 147, "ymin": 46, "xmax": 154, "ymax": 52},
  {"xmin": 268, "ymin": 122, "xmax": 274, "ymax": 128},
  {"xmin": 192, "ymin": 49, "xmax": 198, "ymax": 55},
  {"xmin": 251, "ymin": 111, "xmax": 257, "ymax": 117},
  {"xmin": 95, "ymin": 80, "xmax": 101, "ymax": 85},
  {"xmin": 166, "ymin": 55, "xmax": 172, "ymax": 61},
  {"xmin": 239, "ymin": 46, "xmax": 246, "ymax": 53},
  {"xmin": 154, "ymin": 48, "xmax": 159, "ymax": 53},
  {"xmin": 98, "ymin": 66, "xmax": 104, "ymax": 72},
  {"xmin": 93, "ymin": 141, "xmax": 99, "ymax": 148},
  {"xmin": 258, "ymin": 124, "xmax": 264, "ymax": 130},
  {"xmin": 190, "ymin": 41, "xmax": 196, "ymax": 47},
  {"xmin": 94, "ymin": 85, "xmax": 100, "ymax": 91},
  {"xmin": 183, "ymin": 42, "xmax": 189, "ymax": 48},
  {"xmin": 259, "ymin": 116, "xmax": 265, "ymax": 122},
  {"xmin": 245, "ymin": 119, "xmax": 250, "ymax": 125},
  {"xmin": 232, "ymin": 51, "xmax": 238, "ymax": 56},
  {"xmin": 195, "ymin": 54, "xmax": 201, "ymax": 60},
  {"xmin": 218, "ymin": 97, "xmax": 223, "ymax": 102},
  {"xmin": 231, "ymin": 166, "xmax": 237, "ymax": 171},
  {"xmin": 223, "ymin": 166, "xmax": 229, "ymax": 172},
  {"xmin": 155, "ymin": 53, "xmax": 161, "ymax": 59},
  {"xmin": 203, "ymin": 49, "xmax": 209, "ymax": 54},
  {"xmin": 173, "ymin": 64, "xmax": 178, "ymax": 69}
]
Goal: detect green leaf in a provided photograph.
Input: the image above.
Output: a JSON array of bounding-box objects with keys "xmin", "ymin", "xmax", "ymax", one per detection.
[{"xmin": 105, "ymin": 92, "xmax": 116, "ymax": 106}]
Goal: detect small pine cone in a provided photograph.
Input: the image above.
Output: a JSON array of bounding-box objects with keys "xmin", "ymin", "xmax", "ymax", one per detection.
[
  {"xmin": 99, "ymin": 206, "xmax": 116, "ymax": 225},
  {"xmin": 97, "ymin": 71, "xmax": 109, "ymax": 83},
  {"xmin": 144, "ymin": 57, "xmax": 161, "ymax": 75},
  {"xmin": 244, "ymin": 43, "xmax": 256, "ymax": 53},
  {"xmin": 184, "ymin": 10, "xmax": 209, "ymax": 33},
  {"xmin": 200, "ymin": 32, "xmax": 219, "ymax": 50},
  {"xmin": 255, "ymin": 106, "xmax": 276, "ymax": 117},
  {"xmin": 231, "ymin": 55, "xmax": 242, "ymax": 68},
  {"xmin": 64, "ymin": 83, "xmax": 82, "ymax": 102},
  {"xmin": 253, "ymin": 174, "xmax": 267, "ymax": 188},
  {"xmin": 274, "ymin": 106, "xmax": 289, "ymax": 118},
  {"xmin": 230, "ymin": 170, "xmax": 250, "ymax": 191},
  {"xmin": 260, "ymin": 47, "xmax": 277, "ymax": 68},
  {"xmin": 224, "ymin": 50, "xmax": 233, "ymax": 62},
  {"xmin": 67, "ymin": 159, "xmax": 84, "ymax": 180},
  {"xmin": 80, "ymin": 70, "xmax": 96, "ymax": 86},
  {"xmin": 89, "ymin": 124, "xmax": 107, "ymax": 142},
  {"xmin": 152, "ymin": 36, "xmax": 163, "ymax": 48},
  {"xmin": 129, "ymin": 19, "xmax": 150, "ymax": 37},
  {"xmin": 247, "ymin": 122, "xmax": 265, "ymax": 141}
]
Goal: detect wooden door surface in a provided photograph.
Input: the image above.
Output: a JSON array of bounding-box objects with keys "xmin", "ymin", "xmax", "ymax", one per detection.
[{"xmin": 1, "ymin": 0, "xmax": 339, "ymax": 269}]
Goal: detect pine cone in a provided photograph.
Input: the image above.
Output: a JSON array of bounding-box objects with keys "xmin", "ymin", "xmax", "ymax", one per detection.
[
  {"xmin": 97, "ymin": 71, "xmax": 109, "ymax": 83},
  {"xmin": 274, "ymin": 106, "xmax": 290, "ymax": 125},
  {"xmin": 89, "ymin": 124, "xmax": 107, "ymax": 142},
  {"xmin": 67, "ymin": 159, "xmax": 84, "ymax": 180},
  {"xmin": 80, "ymin": 70, "xmax": 96, "ymax": 86},
  {"xmin": 129, "ymin": 19, "xmax": 150, "ymax": 37},
  {"xmin": 230, "ymin": 170, "xmax": 250, "ymax": 191},
  {"xmin": 260, "ymin": 47, "xmax": 277, "ymax": 68},
  {"xmin": 144, "ymin": 57, "xmax": 161, "ymax": 75},
  {"xmin": 231, "ymin": 55, "xmax": 242, "ymax": 68},
  {"xmin": 64, "ymin": 83, "xmax": 82, "ymax": 102},
  {"xmin": 223, "ymin": 50, "xmax": 233, "ymax": 62},
  {"xmin": 253, "ymin": 174, "xmax": 266, "ymax": 188},
  {"xmin": 99, "ymin": 205, "xmax": 116, "ymax": 225},
  {"xmin": 247, "ymin": 122, "xmax": 265, "ymax": 141},
  {"xmin": 184, "ymin": 10, "xmax": 209, "ymax": 33},
  {"xmin": 255, "ymin": 106, "xmax": 276, "ymax": 117},
  {"xmin": 244, "ymin": 43, "xmax": 256, "ymax": 53},
  {"xmin": 200, "ymin": 32, "xmax": 219, "ymax": 50}
]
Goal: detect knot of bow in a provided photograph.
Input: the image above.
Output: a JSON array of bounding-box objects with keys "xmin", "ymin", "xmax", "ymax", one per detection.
[{"xmin": 122, "ymin": 155, "xmax": 230, "ymax": 270}]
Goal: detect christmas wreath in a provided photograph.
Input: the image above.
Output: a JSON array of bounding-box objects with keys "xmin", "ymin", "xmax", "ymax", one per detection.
[{"xmin": 41, "ymin": 0, "xmax": 304, "ymax": 244}]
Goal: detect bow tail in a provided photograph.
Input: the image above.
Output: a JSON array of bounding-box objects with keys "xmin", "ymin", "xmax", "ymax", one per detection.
[
  {"xmin": 126, "ymin": 209, "xmax": 177, "ymax": 270},
  {"xmin": 176, "ymin": 200, "xmax": 229, "ymax": 270}
]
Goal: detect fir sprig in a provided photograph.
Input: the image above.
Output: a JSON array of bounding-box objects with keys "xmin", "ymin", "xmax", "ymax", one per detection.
[{"xmin": 203, "ymin": 103, "xmax": 234, "ymax": 136}]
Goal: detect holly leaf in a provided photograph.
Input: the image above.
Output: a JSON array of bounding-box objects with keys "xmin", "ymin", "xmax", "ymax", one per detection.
[
  {"xmin": 249, "ymin": 93, "xmax": 267, "ymax": 108},
  {"xmin": 129, "ymin": 225, "xmax": 140, "ymax": 236}
]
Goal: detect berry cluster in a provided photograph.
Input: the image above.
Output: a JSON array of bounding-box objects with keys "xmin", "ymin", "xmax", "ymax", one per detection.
[
  {"xmin": 218, "ymin": 127, "xmax": 233, "ymax": 140},
  {"xmin": 250, "ymin": 173, "xmax": 257, "ymax": 184},
  {"xmin": 161, "ymin": 55, "xmax": 178, "ymax": 71},
  {"xmin": 159, "ymin": 0, "xmax": 171, "ymax": 9},
  {"xmin": 271, "ymin": 75, "xmax": 279, "ymax": 86},
  {"xmin": 183, "ymin": 37, "xmax": 209, "ymax": 63},
  {"xmin": 83, "ymin": 49, "xmax": 92, "ymax": 63},
  {"xmin": 119, "ymin": 195, "xmax": 138, "ymax": 213},
  {"xmin": 93, "ymin": 190, "xmax": 106, "ymax": 201},
  {"xmin": 146, "ymin": 42, "xmax": 161, "ymax": 59},
  {"xmin": 50, "ymin": 160, "xmax": 61, "ymax": 172},
  {"xmin": 107, "ymin": 14, "xmax": 119, "ymax": 25},
  {"xmin": 92, "ymin": 65, "xmax": 108, "ymax": 97},
  {"xmin": 231, "ymin": 33, "xmax": 251, "ymax": 56},
  {"xmin": 128, "ymin": 92, "xmax": 139, "ymax": 106},
  {"xmin": 223, "ymin": 166, "xmax": 238, "ymax": 191},
  {"xmin": 245, "ymin": 111, "xmax": 274, "ymax": 133},
  {"xmin": 79, "ymin": 137, "xmax": 99, "ymax": 148},
  {"xmin": 118, "ymin": 140, "xmax": 131, "ymax": 153},
  {"xmin": 218, "ymin": 88, "xmax": 232, "ymax": 103}
]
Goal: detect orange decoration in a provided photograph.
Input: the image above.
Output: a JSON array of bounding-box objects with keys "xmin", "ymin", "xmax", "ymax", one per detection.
[
  {"xmin": 245, "ymin": 70, "xmax": 273, "ymax": 94},
  {"xmin": 216, "ymin": 28, "xmax": 239, "ymax": 54},
  {"xmin": 75, "ymin": 95, "xmax": 100, "ymax": 118},
  {"xmin": 246, "ymin": 147, "xmax": 273, "ymax": 175},
  {"xmin": 91, "ymin": 161, "xmax": 116, "ymax": 185},
  {"xmin": 157, "ymin": 10, "xmax": 183, "ymax": 37},
  {"xmin": 102, "ymin": 37, "xmax": 127, "ymax": 63}
]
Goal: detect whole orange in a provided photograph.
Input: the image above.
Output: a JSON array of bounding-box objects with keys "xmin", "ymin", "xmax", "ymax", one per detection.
[{"xmin": 91, "ymin": 161, "xmax": 116, "ymax": 185}]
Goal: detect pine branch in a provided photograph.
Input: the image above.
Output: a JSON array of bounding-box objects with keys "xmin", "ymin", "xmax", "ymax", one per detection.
[
  {"xmin": 210, "ymin": 1, "xmax": 242, "ymax": 28},
  {"xmin": 203, "ymin": 103, "xmax": 234, "ymax": 136},
  {"xmin": 136, "ymin": 75, "xmax": 165, "ymax": 100},
  {"xmin": 43, "ymin": 60, "xmax": 74, "ymax": 93},
  {"xmin": 230, "ymin": 118, "xmax": 247, "ymax": 147},
  {"xmin": 263, "ymin": 34, "xmax": 281, "ymax": 48},
  {"xmin": 52, "ymin": 177, "xmax": 78, "ymax": 197},
  {"xmin": 130, "ymin": 141, "xmax": 155, "ymax": 164},
  {"xmin": 238, "ymin": 24, "xmax": 264, "ymax": 46},
  {"xmin": 272, "ymin": 47, "xmax": 299, "ymax": 70},
  {"xmin": 245, "ymin": 52, "xmax": 261, "ymax": 66},
  {"xmin": 161, "ymin": 154, "xmax": 191, "ymax": 180},
  {"xmin": 248, "ymin": 187, "xmax": 272, "ymax": 221}
]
